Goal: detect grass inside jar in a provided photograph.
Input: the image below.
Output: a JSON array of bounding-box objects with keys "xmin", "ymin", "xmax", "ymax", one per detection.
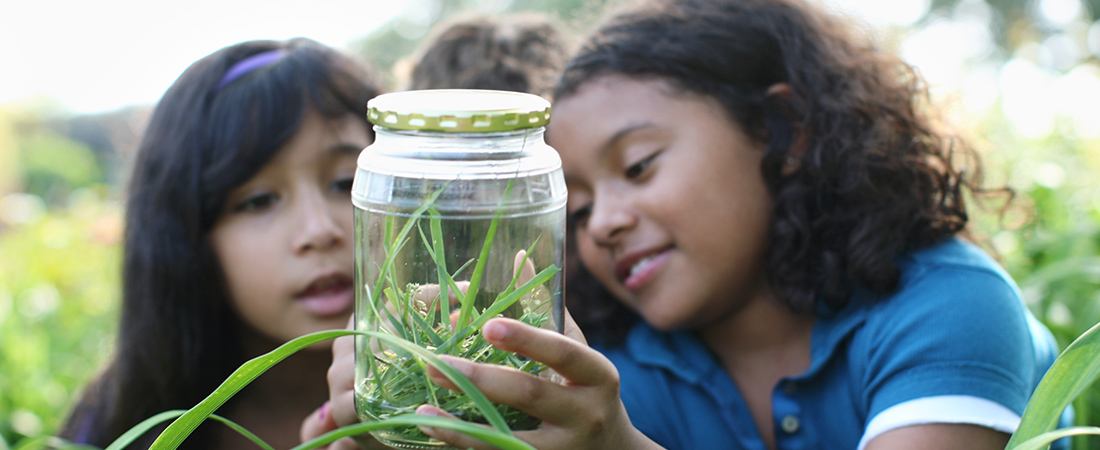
[{"xmin": 359, "ymin": 184, "xmax": 560, "ymax": 445}]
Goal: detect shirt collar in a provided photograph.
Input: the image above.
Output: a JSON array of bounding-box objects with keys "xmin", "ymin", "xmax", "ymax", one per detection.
[
  {"xmin": 621, "ymin": 291, "xmax": 874, "ymax": 383},
  {"xmin": 625, "ymin": 323, "xmax": 719, "ymax": 383}
]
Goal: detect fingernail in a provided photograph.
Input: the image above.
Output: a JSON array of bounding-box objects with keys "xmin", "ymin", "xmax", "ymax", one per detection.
[
  {"xmin": 482, "ymin": 319, "xmax": 508, "ymax": 342},
  {"xmin": 318, "ymin": 401, "xmax": 330, "ymax": 421},
  {"xmin": 416, "ymin": 405, "xmax": 442, "ymax": 436},
  {"xmin": 416, "ymin": 404, "xmax": 444, "ymax": 417},
  {"xmin": 439, "ymin": 355, "xmax": 473, "ymax": 377}
]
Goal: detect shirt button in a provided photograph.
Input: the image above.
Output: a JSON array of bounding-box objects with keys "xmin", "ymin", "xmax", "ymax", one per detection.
[{"xmin": 781, "ymin": 415, "xmax": 800, "ymax": 434}]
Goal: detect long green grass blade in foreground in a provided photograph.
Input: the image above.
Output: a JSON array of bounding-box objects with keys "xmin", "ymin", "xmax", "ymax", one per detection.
[
  {"xmin": 292, "ymin": 415, "xmax": 535, "ymax": 450},
  {"xmin": 108, "ymin": 411, "xmax": 186, "ymax": 450},
  {"xmin": 107, "ymin": 411, "xmax": 273, "ymax": 450},
  {"xmin": 1007, "ymin": 321, "xmax": 1100, "ymax": 449},
  {"xmin": 1010, "ymin": 427, "xmax": 1100, "ymax": 450},
  {"xmin": 144, "ymin": 329, "xmax": 518, "ymax": 449},
  {"xmin": 147, "ymin": 330, "xmax": 350, "ymax": 449}
]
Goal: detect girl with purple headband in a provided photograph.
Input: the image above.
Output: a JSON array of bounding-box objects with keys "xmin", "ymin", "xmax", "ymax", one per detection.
[{"xmin": 59, "ymin": 37, "xmax": 382, "ymax": 449}]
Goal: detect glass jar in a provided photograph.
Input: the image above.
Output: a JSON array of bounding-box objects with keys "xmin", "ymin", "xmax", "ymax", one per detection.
[{"xmin": 351, "ymin": 89, "xmax": 566, "ymax": 449}]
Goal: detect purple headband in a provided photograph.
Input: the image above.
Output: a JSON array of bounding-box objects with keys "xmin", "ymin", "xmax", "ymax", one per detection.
[{"xmin": 213, "ymin": 49, "xmax": 288, "ymax": 93}]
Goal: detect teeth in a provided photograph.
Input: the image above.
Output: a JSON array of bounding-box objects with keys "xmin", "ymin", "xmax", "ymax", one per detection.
[{"xmin": 629, "ymin": 256, "xmax": 655, "ymax": 278}]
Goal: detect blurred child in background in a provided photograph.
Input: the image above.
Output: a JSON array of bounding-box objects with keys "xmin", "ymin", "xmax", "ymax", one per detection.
[{"xmin": 400, "ymin": 12, "xmax": 573, "ymax": 98}]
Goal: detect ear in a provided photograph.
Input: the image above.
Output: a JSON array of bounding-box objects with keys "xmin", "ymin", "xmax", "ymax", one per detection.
[{"xmin": 765, "ymin": 83, "xmax": 810, "ymax": 176}]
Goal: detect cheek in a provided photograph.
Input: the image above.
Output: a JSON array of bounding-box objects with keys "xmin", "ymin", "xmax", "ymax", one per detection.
[
  {"xmin": 327, "ymin": 198, "xmax": 355, "ymax": 231},
  {"xmin": 210, "ymin": 226, "xmax": 268, "ymax": 294},
  {"xmin": 575, "ymin": 234, "xmax": 613, "ymax": 282}
]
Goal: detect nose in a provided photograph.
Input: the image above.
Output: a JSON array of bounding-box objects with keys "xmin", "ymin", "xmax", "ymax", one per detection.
[
  {"xmin": 292, "ymin": 188, "xmax": 347, "ymax": 254},
  {"xmin": 586, "ymin": 191, "xmax": 636, "ymax": 247}
]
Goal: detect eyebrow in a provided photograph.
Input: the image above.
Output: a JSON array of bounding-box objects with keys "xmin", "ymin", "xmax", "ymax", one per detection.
[
  {"xmin": 596, "ymin": 122, "xmax": 658, "ymax": 162},
  {"xmin": 564, "ymin": 122, "xmax": 657, "ymax": 186}
]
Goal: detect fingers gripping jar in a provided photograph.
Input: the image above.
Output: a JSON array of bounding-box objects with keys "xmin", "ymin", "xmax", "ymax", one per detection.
[{"xmin": 351, "ymin": 90, "xmax": 566, "ymax": 448}]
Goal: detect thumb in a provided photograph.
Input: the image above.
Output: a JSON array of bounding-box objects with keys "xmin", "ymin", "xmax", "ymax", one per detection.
[{"xmin": 513, "ymin": 249, "xmax": 537, "ymax": 287}]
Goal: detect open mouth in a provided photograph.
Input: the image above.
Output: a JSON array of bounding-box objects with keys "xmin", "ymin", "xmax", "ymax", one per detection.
[
  {"xmin": 296, "ymin": 274, "xmax": 354, "ymax": 317},
  {"xmin": 615, "ymin": 247, "xmax": 672, "ymax": 291}
]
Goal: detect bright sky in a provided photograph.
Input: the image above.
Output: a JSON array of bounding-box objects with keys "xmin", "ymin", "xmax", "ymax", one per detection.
[
  {"xmin": 3, "ymin": 0, "xmax": 1095, "ymax": 135},
  {"xmin": 0, "ymin": 0, "xmax": 937, "ymax": 115},
  {"xmin": 0, "ymin": 0, "xmax": 404, "ymax": 114}
]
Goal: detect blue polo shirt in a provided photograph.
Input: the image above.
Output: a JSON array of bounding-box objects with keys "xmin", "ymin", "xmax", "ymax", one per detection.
[{"xmin": 596, "ymin": 238, "xmax": 1065, "ymax": 449}]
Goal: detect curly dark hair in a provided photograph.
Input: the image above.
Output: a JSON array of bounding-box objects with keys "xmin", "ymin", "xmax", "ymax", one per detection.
[
  {"xmin": 408, "ymin": 12, "xmax": 573, "ymax": 98},
  {"xmin": 556, "ymin": 0, "xmax": 1001, "ymax": 343}
]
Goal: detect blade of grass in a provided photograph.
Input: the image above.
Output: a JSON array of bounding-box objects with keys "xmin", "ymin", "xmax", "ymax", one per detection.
[
  {"xmin": 206, "ymin": 415, "xmax": 276, "ymax": 450},
  {"xmin": 407, "ymin": 306, "xmax": 444, "ymax": 347},
  {"xmin": 146, "ymin": 329, "xmax": 511, "ymax": 450},
  {"xmin": 291, "ymin": 415, "xmax": 535, "ymax": 450},
  {"xmin": 361, "ymin": 330, "xmax": 511, "ymax": 434},
  {"xmin": 108, "ymin": 410, "xmax": 186, "ymax": 450},
  {"xmin": 1010, "ymin": 426, "xmax": 1100, "ymax": 450},
  {"xmin": 370, "ymin": 187, "xmax": 446, "ymax": 325},
  {"xmin": 439, "ymin": 265, "xmax": 558, "ymax": 355},
  {"xmin": 459, "ymin": 213, "xmax": 499, "ymax": 328},
  {"xmin": 468, "ymin": 266, "xmax": 559, "ymax": 331},
  {"xmin": 449, "ymin": 259, "xmax": 475, "ymax": 293},
  {"xmin": 148, "ymin": 330, "xmax": 352, "ymax": 449},
  {"xmin": 106, "ymin": 410, "xmax": 276, "ymax": 450},
  {"xmin": 458, "ymin": 179, "xmax": 514, "ymax": 328},
  {"xmin": 1007, "ymin": 321, "xmax": 1100, "ymax": 448},
  {"xmin": 429, "ymin": 208, "xmax": 451, "ymax": 334},
  {"xmin": 381, "ymin": 287, "xmax": 412, "ymax": 342}
]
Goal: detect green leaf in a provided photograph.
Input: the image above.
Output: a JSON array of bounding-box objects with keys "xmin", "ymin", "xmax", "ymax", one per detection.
[
  {"xmin": 148, "ymin": 330, "xmax": 351, "ymax": 449},
  {"xmin": 468, "ymin": 265, "xmax": 559, "ymax": 331},
  {"xmin": 142, "ymin": 328, "xmax": 515, "ymax": 449},
  {"xmin": 108, "ymin": 410, "xmax": 186, "ymax": 450},
  {"xmin": 358, "ymin": 330, "xmax": 512, "ymax": 434},
  {"xmin": 291, "ymin": 415, "xmax": 535, "ymax": 450},
  {"xmin": 459, "ymin": 212, "xmax": 499, "ymax": 328},
  {"xmin": 1010, "ymin": 426, "xmax": 1100, "ymax": 450},
  {"xmin": 105, "ymin": 410, "xmax": 275, "ymax": 450},
  {"xmin": 369, "ymin": 188, "xmax": 446, "ymax": 330},
  {"xmin": 1008, "ymin": 321, "xmax": 1100, "ymax": 448},
  {"xmin": 205, "ymin": 415, "xmax": 275, "ymax": 450},
  {"xmin": 428, "ymin": 208, "xmax": 452, "ymax": 334}
]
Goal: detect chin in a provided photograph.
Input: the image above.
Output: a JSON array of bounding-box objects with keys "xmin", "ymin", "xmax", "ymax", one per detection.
[{"xmin": 640, "ymin": 310, "xmax": 689, "ymax": 332}]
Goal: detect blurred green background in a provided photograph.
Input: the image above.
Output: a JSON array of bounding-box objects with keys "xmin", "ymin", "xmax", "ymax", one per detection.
[{"xmin": 2, "ymin": 0, "xmax": 1099, "ymax": 447}]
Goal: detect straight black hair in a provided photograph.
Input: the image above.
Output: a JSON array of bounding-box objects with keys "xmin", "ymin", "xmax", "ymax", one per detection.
[{"xmin": 60, "ymin": 37, "xmax": 381, "ymax": 448}]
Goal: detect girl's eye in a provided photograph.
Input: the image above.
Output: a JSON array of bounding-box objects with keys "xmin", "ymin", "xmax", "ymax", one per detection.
[
  {"xmin": 568, "ymin": 205, "xmax": 592, "ymax": 226},
  {"xmin": 331, "ymin": 177, "xmax": 354, "ymax": 193},
  {"xmin": 624, "ymin": 153, "xmax": 658, "ymax": 179},
  {"xmin": 233, "ymin": 192, "xmax": 279, "ymax": 213}
]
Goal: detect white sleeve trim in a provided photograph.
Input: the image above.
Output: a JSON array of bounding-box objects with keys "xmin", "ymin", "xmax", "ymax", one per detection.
[{"xmin": 857, "ymin": 395, "xmax": 1020, "ymax": 450}]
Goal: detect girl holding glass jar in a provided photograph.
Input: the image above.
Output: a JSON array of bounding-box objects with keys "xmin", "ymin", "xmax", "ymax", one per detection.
[{"xmin": 306, "ymin": 0, "xmax": 1066, "ymax": 448}]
